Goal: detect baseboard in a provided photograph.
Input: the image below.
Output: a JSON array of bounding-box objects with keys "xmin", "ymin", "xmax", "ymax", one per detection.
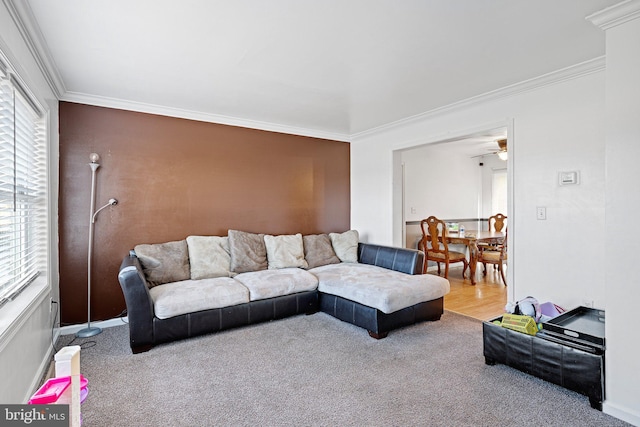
[
  {"xmin": 603, "ymin": 401, "xmax": 640, "ymax": 426},
  {"xmin": 59, "ymin": 316, "xmax": 128, "ymax": 336}
]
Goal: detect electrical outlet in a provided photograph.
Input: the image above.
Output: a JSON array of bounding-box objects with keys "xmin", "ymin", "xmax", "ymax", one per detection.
[{"xmin": 536, "ymin": 206, "xmax": 546, "ymax": 220}]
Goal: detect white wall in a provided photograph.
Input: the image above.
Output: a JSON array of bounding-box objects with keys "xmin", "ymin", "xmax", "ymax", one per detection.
[
  {"xmin": 353, "ymin": 70, "xmax": 606, "ymax": 310},
  {"xmin": 600, "ymin": 4, "xmax": 640, "ymax": 424},
  {"xmin": 401, "ymin": 142, "xmax": 506, "ymax": 223},
  {"xmin": 0, "ymin": 2, "xmax": 60, "ymax": 403},
  {"xmin": 402, "ymin": 145, "xmax": 482, "ymax": 222}
]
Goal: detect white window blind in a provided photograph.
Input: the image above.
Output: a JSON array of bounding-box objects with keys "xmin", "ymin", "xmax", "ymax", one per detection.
[
  {"xmin": 0, "ymin": 63, "xmax": 47, "ymax": 307},
  {"xmin": 491, "ymin": 169, "xmax": 508, "ymax": 216}
]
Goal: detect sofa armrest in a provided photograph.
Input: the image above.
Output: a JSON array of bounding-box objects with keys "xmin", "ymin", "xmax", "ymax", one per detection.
[
  {"xmin": 357, "ymin": 243, "xmax": 424, "ymax": 275},
  {"xmin": 118, "ymin": 251, "xmax": 155, "ymax": 352}
]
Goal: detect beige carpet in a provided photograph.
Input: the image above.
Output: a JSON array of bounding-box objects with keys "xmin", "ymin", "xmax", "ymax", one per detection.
[{"xmin": 57, "ymin": 311, "xmax": 629, "ymax": 426}]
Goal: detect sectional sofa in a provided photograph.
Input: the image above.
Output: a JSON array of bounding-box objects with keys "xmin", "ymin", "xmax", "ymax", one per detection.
[{"xmin": 118, "ymin": 230, "xmax": 450, "ymax": 353}]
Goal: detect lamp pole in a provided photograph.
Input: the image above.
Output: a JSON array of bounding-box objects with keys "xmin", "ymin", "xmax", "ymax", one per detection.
[{"xmin": 76, "ymin": 153, "xmax": 117, "ymax": 338}]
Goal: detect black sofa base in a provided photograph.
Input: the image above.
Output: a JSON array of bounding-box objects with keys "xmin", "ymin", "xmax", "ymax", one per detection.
[
  {"xmin": 319, "ymin": 293, "xmax": 444, "ymax": 339},
  {"xmin": 134, "ymin": 291, "xmax": 319, "ymax": 353},
  {"xmin": 136, "ymin": 292, "xmax": 443, "ymax": 353}
]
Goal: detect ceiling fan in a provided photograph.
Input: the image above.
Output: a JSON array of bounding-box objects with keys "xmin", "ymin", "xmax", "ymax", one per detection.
[
  {"xmin": 494, "ymin": 139, "xmax": 508, "ymax": 161},
  {"xmin": 472, "ymin": 138, "xmax": 508, "ymax": 160}
]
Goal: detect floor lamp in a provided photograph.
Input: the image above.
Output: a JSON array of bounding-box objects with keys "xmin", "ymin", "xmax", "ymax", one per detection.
[{"xmin": 76, "ymin": 153, "xmax": 118, "ymax": 338}]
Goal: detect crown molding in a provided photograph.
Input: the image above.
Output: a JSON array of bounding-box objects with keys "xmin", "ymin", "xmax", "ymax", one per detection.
[
  {"xmin": 61, "ymin": 91, "xmax": 351, "ymax": 142},
  {"xmin": 351, "ymin": 56, "xmax": 606, "ymax": 141},
  {"xmin": 587, "ymin": 0, "xmax": 640, "ymax": 30},
  {"xmin": 3, "ymin": 0, "xmax": 66, "ymax": 98}
]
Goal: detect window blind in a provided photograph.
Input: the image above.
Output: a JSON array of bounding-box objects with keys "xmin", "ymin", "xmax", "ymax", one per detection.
[
  {"xmin": 0, "ymin": 64, "xmax": 47, "ymax": 307},
  {"xmin": 491, "ymin": 169, "xmax": 508, "ymax": 217}
]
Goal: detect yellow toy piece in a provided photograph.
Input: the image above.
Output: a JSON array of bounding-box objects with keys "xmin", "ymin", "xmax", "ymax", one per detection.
[{"xmin": 500, "ymin": 313, "xmax": 539, "ymax": 335}]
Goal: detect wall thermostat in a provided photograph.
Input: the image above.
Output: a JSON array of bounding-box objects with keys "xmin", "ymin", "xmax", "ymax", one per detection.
[{"xmin": 559, "ymin": 171, "xmax": 579, "ymax": 186}]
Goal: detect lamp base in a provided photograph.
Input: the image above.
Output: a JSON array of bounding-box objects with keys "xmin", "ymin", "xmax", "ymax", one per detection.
[{"xmin": 76, "ymin": 326, "xmax": 102, "ymax": 338}]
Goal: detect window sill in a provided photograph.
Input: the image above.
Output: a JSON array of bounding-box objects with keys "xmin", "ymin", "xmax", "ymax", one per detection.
[{"xmin": 0, "ymin": 277, "xmax": 50, "ymax": 343}]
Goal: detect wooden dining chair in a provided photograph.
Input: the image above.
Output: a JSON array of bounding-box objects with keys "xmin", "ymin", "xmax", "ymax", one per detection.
[
  {"xmin": 419, "ymin": 216, "xmax": 468, "ymax": 279},
  {"xmin": 488, "ymin": 213, "xmax": 507, "ymax": 232},
  {"xmin": 480, "ymin": 213, "xmax": 508, "ymax": 260},
  {"xmin": 478, "ymin": 228, "xmax": 508, "ymax": 285}
]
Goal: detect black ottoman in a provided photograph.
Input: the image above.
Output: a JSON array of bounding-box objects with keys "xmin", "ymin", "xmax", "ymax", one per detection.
[{"xmin": 483, "ymin": 317, "xmax": 605, "ymax": 410}]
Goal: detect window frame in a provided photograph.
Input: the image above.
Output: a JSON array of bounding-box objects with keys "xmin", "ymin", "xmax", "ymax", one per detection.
[{"xmin": 0, "ymin": 55, "xmax": 48, "ymax": 311}]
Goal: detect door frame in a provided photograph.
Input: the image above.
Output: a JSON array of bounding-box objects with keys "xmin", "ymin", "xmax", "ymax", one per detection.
[{"xmin": 392, "ymin": 119, "xmax": 515, "ymax": 301}]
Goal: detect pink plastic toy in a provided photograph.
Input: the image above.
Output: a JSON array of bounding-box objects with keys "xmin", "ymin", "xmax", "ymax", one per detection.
[{"xmin": 29, "ymin": 375, "xmax": 88, "ymax": 405}]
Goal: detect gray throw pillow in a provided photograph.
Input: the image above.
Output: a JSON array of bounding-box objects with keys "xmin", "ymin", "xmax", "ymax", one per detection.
[
  {"xmin": 264, "ymin": 233, "xmax": 308, "ymax": 269},
  {"xmin": 134, "ymin": 240, "xmax": 190, "ymax": 287},
  {"xmin": 228, "ymin": 230, "xmax": 268, "ymax": 273},
  {"xmin": 185, "ymin": 235, "xmax": 232, "ymax": 279},
  {"xmin": 303, "ymin": 234, "xmax": 341, "ymax": 269},
  {"xmin": 329, "ymin": 230, "xmax": 359, "ymax": 263}
]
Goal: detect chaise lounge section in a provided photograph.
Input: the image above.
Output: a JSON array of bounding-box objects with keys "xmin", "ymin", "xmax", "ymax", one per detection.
[
  {"xmin": 118, "ymin": 231, "xmax": 450, "ymax": 353},
  {"xmin": 316, "ymin": 244, "xmax": 448, "ymax": 339}
]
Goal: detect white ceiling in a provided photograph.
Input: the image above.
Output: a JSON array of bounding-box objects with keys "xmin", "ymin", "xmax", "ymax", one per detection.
[{"xmin": 17, "ymin": 0, "xmax": 619, "ymax": 140}]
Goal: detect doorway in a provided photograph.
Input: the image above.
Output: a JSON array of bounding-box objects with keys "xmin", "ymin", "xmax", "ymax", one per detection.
[{"xmin": 392, "ymin": 123, "xmax": 514, "ymax": 319}]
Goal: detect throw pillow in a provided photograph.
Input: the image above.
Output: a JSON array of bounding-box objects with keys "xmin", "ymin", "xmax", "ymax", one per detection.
[
  {"xmin": 264, "ymin": 233, "xmax": 308, "ymax": 269},
  {"xmin": 303, "ymin": 234, "xmax": 341, "ymax": 269},
  {"xmin": 134, "ymin": 240, "xmax": 190, "ymax": 288},
  {"xmin": 329, "ymin": 230, "xmax": 359, "ymax": 263},
  {"xmin": 185, "ymin": 236, "xmax": 232, "ymax": 279},
  {"xmin": 228, "ymin": 230, "xmax": 268, "ymax": 273}
]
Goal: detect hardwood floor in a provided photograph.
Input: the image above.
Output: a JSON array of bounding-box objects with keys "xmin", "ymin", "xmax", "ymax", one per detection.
[{"xmin": 430, "ymin": 264, "xmax": 507, "ymax": 321}]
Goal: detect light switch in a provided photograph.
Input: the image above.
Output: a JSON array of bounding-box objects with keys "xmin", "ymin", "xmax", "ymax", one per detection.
[{"xmin": 536, "ymin": 207, "xmax": 546, "ymax": 220}]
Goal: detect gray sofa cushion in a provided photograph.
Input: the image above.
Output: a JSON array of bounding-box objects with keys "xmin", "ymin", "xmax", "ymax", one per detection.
[
  {"xmin": 149, "ymin": 277, "xmax": 250, "ymax": 319},
  {"xmin": 234, "ymin": 268, "xmax": 319, "ymax": 301},
  {"xmin": 303, "ymin": 234, "xmax": 341, "ymax": 269},
  {"xmin": 134, "ymin": 240, "xmax": 190, "ymax": 288},
  {"xmin": 311, "ymin": 263, "xmax": 450, "ymax": 314},
  {"xmin": 228, "ymin": 230, "xmax": 268, "ymax": 273}
]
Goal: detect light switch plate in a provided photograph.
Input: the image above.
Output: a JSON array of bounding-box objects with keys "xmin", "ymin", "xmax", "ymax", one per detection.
[
  {"xmin": 536, "ymin": 206, "xmax": 546, "ymax": 220},
  {"xmin": 559, "ymin": 171, "xmax": 579, "ymax": 186}
]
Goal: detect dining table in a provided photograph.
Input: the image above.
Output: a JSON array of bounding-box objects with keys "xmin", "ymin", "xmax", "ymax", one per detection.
[{"xmin": 433, "ymin": 230, "xmax": 505, "ymax": 285}]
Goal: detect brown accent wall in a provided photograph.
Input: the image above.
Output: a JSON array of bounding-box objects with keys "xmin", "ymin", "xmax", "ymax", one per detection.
[{"xmin": 59, "ymin": 102, "xmax": 350, "ymax": 324}]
